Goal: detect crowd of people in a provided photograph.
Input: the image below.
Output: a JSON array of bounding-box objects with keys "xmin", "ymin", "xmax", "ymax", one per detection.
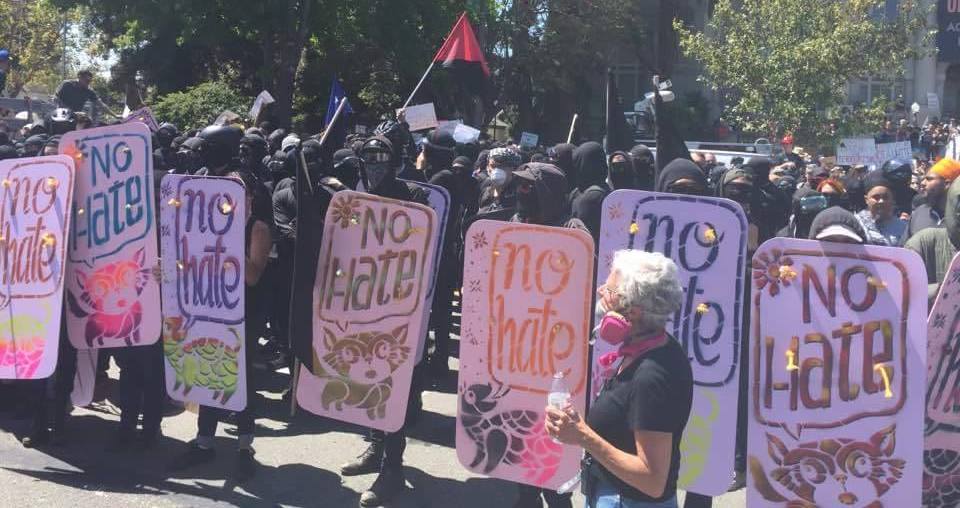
[{"xmin": 1, "ymin": 65, "xmax": 959, "ymax": 507}]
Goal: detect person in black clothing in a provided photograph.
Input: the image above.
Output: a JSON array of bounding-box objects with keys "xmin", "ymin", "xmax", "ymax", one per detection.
[
  {"xmin": 546, "ymin": 249, "xmax": 692, "ymax": 507},
  {"xmin": 608, "ymin": 151, "xmax": 638, "ymax": 190},
  {"xmin": 339, "ymin": 135, "xmax": 429, "ymax": 507},
  {"xmin": 505, "ymin": 162, "xmax": 582, "ymax": 508},
  {"xmin": 375, "ymin": 119, "xmax": 423, "ymax": 182},
  {"xmin": 239, "ymin": 133, "xmax": 270, "ymax": 183},
  {"xmin": 419, "ymin": 130, "xmax": 463, "ymax": 376},
  {"xmin": 656, "ymin": 158, "xmax": 709, "ymax": 196},
  {"xmin": 629, "ymin": 144, "xmax": 656, "ymax": 191},
  {"xmin": 478, "ymin": 146, "xmax": 522, "ymax": 212},
  {"xmin": 332, "ymin": 148, "xmax": 362, "ymax": 190},
  {"xmin": 154, "ymin": 123, "xmax": 179, "ymax": 172},
  {"xmin": 744, "ymin": 157, "xmax": 790, "ymax": 234},
  {"xmin": 570, "ymin": 142, "xmax": 610, "ymax": 247},
  {"xmin": 170, "ymin": 128, "xmax": 273, "ymax": 483},
  {"xmin": 55, "ymin": 70, "xmax": 117, "ymax": 118},
  {"xmin": 549, "ymin": 143, "xmax": 577, "ymax": 192},
  {"xmin": 20, "ymin": 320, "xmax": 77, "ymax": 448},
  {"xmin": 879, "ymin": 159, "xmax": 916, "ymax": 219}
]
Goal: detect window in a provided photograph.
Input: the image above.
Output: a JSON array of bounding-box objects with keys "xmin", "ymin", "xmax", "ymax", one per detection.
[{"xmin": 847, "ymin": 76, "xmax": 905, "ymax": 105}]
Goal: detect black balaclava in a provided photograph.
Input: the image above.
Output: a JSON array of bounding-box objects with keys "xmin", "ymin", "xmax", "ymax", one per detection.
[
  {"xmin": 198, "ymin": 125, "xmax": 243, "ymax": 174},
  {"xmin": 175, "ymin": 137, "xmax": 205, "ymax": 174},
  {"xmin": 551, "ymin": 143, "xmax": 576, "ymax": 191},
  {"xmin": 744, "ymin": 157, "xmax": 772, "ymax": 183},
  {"xmin": 629, "ymin": 144, "xmax": 655, "ymax": 191},
  {"xmin": 422, "ymin": 129, "xmax": 457, "ymax": 180},
  {"xmin": 359, "ymin": 136, "xmax": 397, "ymax": 192},
  {"xmin": 719, "ymin": 167, "xmax": 755, "ymax": 216},
  {"xmin": 656, "ymin": 158, "xmax": 708, "ymax": 194},
  {"xmin": 791, "ymin": 187, "xmax": 825, "ymax": 239},
  {"xmin": 333, "ymin": 148, "xmax": 361, "ymax": 189},
  {"xmin": 239, "ymin": 134, "xmax": 269, "ymax": 173},
  {"xmin": 572, "ymin": 141, "xmax": 607, "ymax": 191},
  {"xmin": 607, "ymin": 151, "xmax": 635, "ymax": 190},
  {"xmin": 157, "ymin": 123, "xmax": 179, "ymax": 150},
  {"xmin": 842, "ymin": 174, "xmax": 866, "ymax": 212},
  {"xmin": 513, "ymin": 162, "xmax": 570, "ymax": 226}
]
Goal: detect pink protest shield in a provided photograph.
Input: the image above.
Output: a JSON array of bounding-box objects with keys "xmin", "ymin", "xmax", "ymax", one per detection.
[
  {"xmin": 159, "ymin": 174, "xmax": 247, "ymax": 411},
  {"xmin": 0, "ymin": 156, "xmax": 75, "ymax": 380},
  {"xmin": 924, "ymin": 252, "xmax": 960, "ymax": 506},
  {"xmin": 296, "ymin": 190, "xmax": 438, "ymax": 432},
  {"xmin": 60, "ymin": 123, "xmax": 160, "ymax": 349},
  {"xmin": 457, "ymin": 220, "xmax": 594, "ymax": 490},
  {"xmin": 595, "ymin": 190, "xmax": 746, "ymax": 496},
  {"xmin": 748, "ymin": 238, "xmax": 926, "ymax": 508}
]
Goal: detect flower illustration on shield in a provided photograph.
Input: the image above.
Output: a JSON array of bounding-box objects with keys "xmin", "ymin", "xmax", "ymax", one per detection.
[
  {"xmin": 752, "ymin": 248, "xmax": 795, "ymax": 297},
  {"xmin": 161, "ymin": 180, "xmax": 174, "ymax": 199},
  {"xmin": 607, "ymin": 203, "xmax": 623, "ymax": 221},
  {"xmin": 330, "ymin": 195, "xmax": 361, "ymax": 228},
  {"xmin": 468, "ymin": 279, "xmax": 482, "ymax": 293},
  {"xmin": 472, "ymin": 231, "xmax": 488, "ymax": 250}
]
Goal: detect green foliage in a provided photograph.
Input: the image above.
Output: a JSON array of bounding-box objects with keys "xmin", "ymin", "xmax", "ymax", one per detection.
[
  {"xmin": 152, "ymin": 81, "xmax": 253, "ymax": 131},
  {"xmin": 676, "ymin": 0, "xmax": 933, "ymax": 147},
  {"xmin": 0, "ymin": 0, "xmax": 71, "ymax": 96}
]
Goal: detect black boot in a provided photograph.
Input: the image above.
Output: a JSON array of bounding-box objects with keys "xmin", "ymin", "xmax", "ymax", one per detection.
[
  {"xmin": 340, "ymin": 440, "xmax": 384, "ymax": 476},
  {"xmin": 359, "ymin": 467, "xmax": 405, "ymax": 507}
]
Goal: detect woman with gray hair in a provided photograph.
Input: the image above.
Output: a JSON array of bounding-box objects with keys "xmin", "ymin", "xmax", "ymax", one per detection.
[{"xmin": 546, "ymin": 250, "xmax": 693, "ymax": 508}]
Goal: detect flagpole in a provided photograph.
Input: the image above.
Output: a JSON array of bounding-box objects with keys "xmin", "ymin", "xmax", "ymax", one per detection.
[
  {"xmin": 567, "ymin": 114, "xmax": 579, "ymax": 144},
  {"xmin": 402, "ymin": 61, "xmax": 436, "ymax": 110}
]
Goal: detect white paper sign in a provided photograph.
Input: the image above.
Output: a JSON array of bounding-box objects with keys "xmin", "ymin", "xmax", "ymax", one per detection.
[
  {"xmin": 398, "ymin": 103, "xmax": 439, "ymax": 132},
  {"xmin": 249, "ymin": 91, "xmax": 275, "ymax": 122},
  {"xmin": 836, "ymin": 138, "xmax": 877, "ymax": 166},
  {"xmin": 453, "ymin": 124, "xmax": 481, "ymax": 144},
  {"xmin": 520, "ymin": 132, "xmax": 539, "ymax": 148},
  {"xmin": 876, "ymin": 141, "xmax": 912, "ymax": 162}
]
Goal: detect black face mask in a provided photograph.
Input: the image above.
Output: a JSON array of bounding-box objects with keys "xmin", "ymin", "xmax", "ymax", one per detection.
[
  {"xmin": 365, "ymin": 162, "xmax": 391, "ymax": 191},
  {"xmin": 335, "ymin": 160, "xmax": 361, "ymax": 189},
  {"xmin": 725, "ymin": 183, "xmax": 753, "ymax": 205},
  {"xmin": 515, "ymin": 180, "xmax": 539, "ymax": 221},
  {"xmin": 609, "ymin": 161, "xmax": 634, "ymax": 189},
  {"xmin": 176, "ymin": 150, "xmax": 203, "ymax": 174}
]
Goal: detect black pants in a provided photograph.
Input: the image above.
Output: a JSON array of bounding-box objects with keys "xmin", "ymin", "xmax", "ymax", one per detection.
[
  {"xmin": 364, "ymin": 363, "xmax": 425, "ymax": 472},
  {"xmin": 429, "ymin": 257, "xmax": 457, "ymax": 363},
  {"xmin": 515, "ymin": 484, "xmax": 573, "ymax": 508},
  {"xmin": 28, "ymin": 334, "xmax": 77, "ymax": 435},
  {"xmin": 114, "ymin": 341, "xmax": 165, "ymax": 437},
  {"xmin": 684, "ymin": 493, "xmax": 713, "ymax": 508}
]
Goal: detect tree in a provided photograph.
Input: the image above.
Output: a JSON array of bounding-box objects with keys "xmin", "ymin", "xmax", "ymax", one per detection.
[
  {"xmin": 676, "ymin": 0, "xmax": 933, "ymax": 146},
  {"xmin": 152, "ymin": 81, "xmax": 252, "ymax": 131},
  {"xmin": 0, "ymin": 0, "xmax": 69, "ymax": 96}
]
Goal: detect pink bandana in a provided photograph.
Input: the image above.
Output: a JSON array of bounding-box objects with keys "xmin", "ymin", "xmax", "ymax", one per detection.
[{"xmin": 597, "ymin": 332, "xmax": 668, "ymax": 376}]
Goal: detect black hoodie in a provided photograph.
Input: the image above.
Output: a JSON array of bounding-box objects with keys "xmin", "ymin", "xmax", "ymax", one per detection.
[
  {"xmin": 570, "ymin": 142, "xmax": 610, "ymax": 246},
  {"xmin": 511, "ymin": 163, "xmax": 586, "ymax": 231},
  {"xmin": 656, "ymin": 158, "xmax": 707, "ymax": 193},
  {"xmin": 629, "ymin": 144, "xmax": 656, "ymax": 191},
  {"xmin": 551, "ymin": 143, "xmax": 577, "ymax": 192}
]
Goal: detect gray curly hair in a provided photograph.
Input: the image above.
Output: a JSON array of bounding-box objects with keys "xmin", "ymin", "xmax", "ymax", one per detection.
[{"xmin": 610, "ymin": 250, "xmax": 683, "ymax": 332}]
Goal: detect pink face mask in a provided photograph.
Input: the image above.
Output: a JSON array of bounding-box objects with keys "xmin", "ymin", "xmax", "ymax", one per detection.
[{"xmin": 597, "ymin": 311, "xmax": 631, "ymax": 345}]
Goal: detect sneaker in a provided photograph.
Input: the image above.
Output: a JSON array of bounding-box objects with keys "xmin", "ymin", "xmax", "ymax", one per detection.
[
  {"xmin": 169, "ymin": 442, "xmax": 216, "ymax": 472},
  {"xmin": 340, "ymin": 442, "xmax": 383, "ymax": 476},
  {"xmin": 233, "ymin": 448, "xmax": 257, "ymax": 483},
  {"xmin": 359, "ymin": 468, "xmax": 405, "ymax": 507},
  {"xmin": 21, "ymin": 430, "xmax": 49, "ymax": 448},
  {"xmin": 728, "ymin": 469, "xmax": 746, "ymax": 492}
]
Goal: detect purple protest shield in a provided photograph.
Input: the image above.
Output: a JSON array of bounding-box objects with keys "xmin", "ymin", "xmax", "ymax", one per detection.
[
  {"xmin": 748, "ymin": 238, "xmax": 926, "ymax": 507},
  {"xmin": 160, "ymin": 174, "xmax": 247, "ymax": 411},
  {"xmin": 60, "ymin": 123, "xmax": 160, "ymax": 350}
]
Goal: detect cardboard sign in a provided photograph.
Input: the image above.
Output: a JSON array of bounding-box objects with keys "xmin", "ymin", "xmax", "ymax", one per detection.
[
  {"xmin": 60, "ymin": 123, "xmax": 161, "ymax": 350},
  {"xmin": 594, "ymin": 190, "xmax": 747, "ymax": 496},
  {"xmin": 296, "ymin": 191, "xmax": 438, "ymax": 432},
  {"xmin": 399, "ymin": 179, "xmax": 449, "ymax": 361},
  {"xmin": 123, "ymin": 107, "xmax": 159, "ymax": 132},
  {"xmin": 924, "ymin": 252, "xmax": 960, "ymax": 506},
  {"xmin": 519, "ymin": 132, "xmax": 539, "ymax": 148},
  {"xmin": 453, "ymin": 123, "xmax": 481, "ymax": 144},
  {"xmin": 457, "ymin": 220, "xmax": 594, "ymax": 489},
  {"xmin": 876, "ymin": 141, "xmax": 912, "ymax": 163},
  {"xmin": 159, "ymin": 175, "xmax": 247, "ymax": 411},
  {"xmin": 249, "ymin": 90, "xmax": 275, "ymax": 123},
  {"xmin": 836, "ymin": 138, "xmax": 877, "ymax": 166},
  {"xmin": 0, "ymin": 156, "xmax": 75, "ymax": 380},
  {"xmin": 398, "ymin": 103, "xmax": 439, "ymax": 132},
  {"xmin": 748, "ymin": 238, "xmax": 926, "ymax": 508},
  {"xmin": 71, "ymin": 348, "xmax": 97, "ymax": 407}
]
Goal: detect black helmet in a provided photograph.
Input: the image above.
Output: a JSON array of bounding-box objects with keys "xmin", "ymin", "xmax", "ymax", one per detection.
[
  {"xmin": 198, "ymin": 125, "xmax": 243, "ymax": 168},
  {"xmin": 46, "ymin": 108, "xmax": 76, "ymax": 136},
  {"xmin": 880, "ymin": 159, "xmax": 912, "ymax": 185},
  {"xmin": 374, "ymin": 120, "xmax": 411, "ymax": 162}
]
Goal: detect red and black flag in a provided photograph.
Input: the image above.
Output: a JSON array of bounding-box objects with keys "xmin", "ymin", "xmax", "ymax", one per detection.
[{"xmin": 433, "ymin": 12, "xmax": 489, "ymax": 94}]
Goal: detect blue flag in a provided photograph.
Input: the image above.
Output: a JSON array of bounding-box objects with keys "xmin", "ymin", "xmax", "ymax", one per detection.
[{"xmin": 324, "ymin": 77, "xmax": 353, "ymax": 127}]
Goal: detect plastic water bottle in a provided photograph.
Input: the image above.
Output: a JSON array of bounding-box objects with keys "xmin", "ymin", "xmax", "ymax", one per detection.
[{"xmin": 547, "ymin": 372, "xmax": 571, "ymax": 444}]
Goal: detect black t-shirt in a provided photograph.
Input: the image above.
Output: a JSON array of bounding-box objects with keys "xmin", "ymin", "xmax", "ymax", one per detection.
[
  {"xmin": 585, "ymin": 337, "xmax": 693, "ymax": 502},
  {"xmin": 55, "ymin": 80, "xmax": 98, "ymax": 111}
]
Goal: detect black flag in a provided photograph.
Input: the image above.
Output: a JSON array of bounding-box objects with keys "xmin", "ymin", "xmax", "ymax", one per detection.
[
  {"xmin": 652, "ymin": 79, "xmax": 692, "ymax": 177},
  {"xmin": 605, "ymin": 69, "xmax": 634, "ymax": 153},
  {"xmin": 288, "ymin": 150, "xmax": 323, "ymax": 372}
]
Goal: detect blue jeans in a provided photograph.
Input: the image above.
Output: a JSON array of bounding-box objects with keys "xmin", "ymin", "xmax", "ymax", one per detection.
[{"xmin": 587, "ymin": 475, "xmax": 678, "ymax": 508}]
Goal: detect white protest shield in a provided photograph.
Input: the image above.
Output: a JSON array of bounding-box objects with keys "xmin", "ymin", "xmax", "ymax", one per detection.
[
  {"xmin": 60, "ymin": 123, "xmax": 161, "ymax": 350},
  {"xmin": 595, "ymin": 190, "xmax": 747, "ymax": 496},
  {"xmin": 748, "ymin": 238, "xmax": 926, "ymax": 508},
  {"xmin": 924, "ymin": 252, "xmax": 960, "ymax": 506},
  {"xmin": 159, "ymin": 174, "xmax": 248, "ymax": 411},
  {"xmin": 296, "ymin": 191, "xmax": 438, "ymax": 432},
  {"xmin": 0, "ymin": 156, "xmax": 75, "ymax": 380}
]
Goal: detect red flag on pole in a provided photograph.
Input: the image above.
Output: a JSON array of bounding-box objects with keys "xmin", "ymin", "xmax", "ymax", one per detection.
[{"xmin": 433, "ymin": 12, "xmax": 490, "ymax": 77}]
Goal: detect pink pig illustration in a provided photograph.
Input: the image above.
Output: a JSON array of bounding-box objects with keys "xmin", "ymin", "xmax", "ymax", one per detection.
[{"xmin": 67, "ymin": 247, "xmax": 150, "ymax": 347}]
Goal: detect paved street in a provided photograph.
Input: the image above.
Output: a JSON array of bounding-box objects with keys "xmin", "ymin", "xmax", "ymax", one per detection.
[{"xmin": 0, "ymin": 358, "xmax": 746, "ymax": 508}]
